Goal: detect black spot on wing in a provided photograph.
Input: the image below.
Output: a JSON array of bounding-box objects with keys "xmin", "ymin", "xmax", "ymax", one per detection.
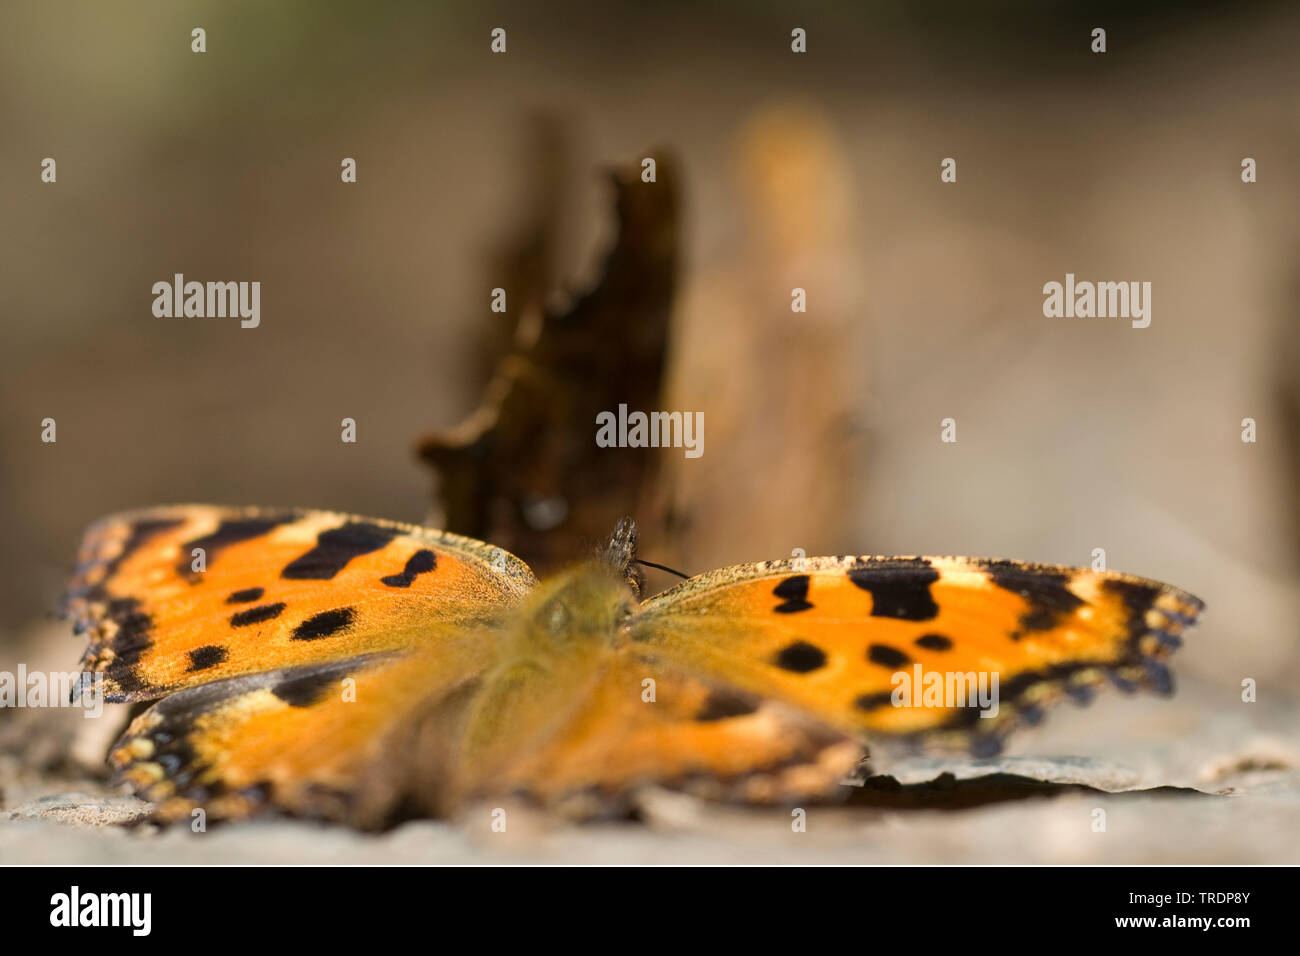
[
  {"xmin": 229, "ymin": 602, "xmax": 286, "ymax": 627},
  {"xmin": 106, "ymin": 597, "xmax": 153, "ymax": 660},
  {"xmin": 226, "ymin": 587, "xmax": 265, "ymax": 604},
  {"xmin": 381, "ymin": 549, "xmax": 437, "ymax": 588},
  {"xmin": 982, "ymin": 561, "xmax": 1085, "ymax": 637},
  {"xmin": 915, "ymin": 633, "xmax": 952, "ymax": 651},
  {"xmin": 291, "ymin": 607, "xmax": 356, "ymax": 641},
  {"xmin": 854, "ymin": 690, "xmax": 896, "ymax": 712},
  {"xmin": 695, "ymin": 690, "xmax": 761, "ymax": 722},
  {"xmin": 774, "ymin": 640, "xmax": 827, "ymax": 673},
  {"xmin": 178, "ymin": 515, "xmax": 295, "ymax": 580},
  {"xmin": 281, "ymin": 523, "xmax": 399, "ymax": 580},
  {"xmin": 1066, "ymin": 683, "xmax": 1096, "ymax": 706},
  {"xmin": 1108, "ymin": 671, "xmax": 1140, "ymax": 693},
  {"xmin": 187, "ymin": 645, "xmax": 228, "ymax": 671},
  {"xmin": 272, "ymin": 670, "xmax": 345, "ymax": 708},
  {"xmin": 848, "ymin": 559, "xmax": 940, "ymax": 621},
  {"xmin": 867, "ymin": 643, "xmax": 911, "ymax": 669},
  {"xmin": 1142, "ymin": 659, "xmax": 1173, "ymax": 695},
  {"xmin": 1100, "ymin": 577, "xmax": 1159, "ymax": 640},
  {"xmin": 772, "ymin": 575, "xmax": 813, "ymax": 614}
]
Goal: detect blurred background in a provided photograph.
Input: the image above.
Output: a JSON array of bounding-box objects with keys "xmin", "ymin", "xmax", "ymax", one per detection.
[{"xmin": 2, "ymin": 0, "xmax": 1298, "ymax": 757}]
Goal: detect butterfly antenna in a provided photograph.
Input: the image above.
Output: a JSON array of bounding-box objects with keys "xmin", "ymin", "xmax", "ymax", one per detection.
[{"xmin": 634, "ymin": 558, "xmax": 690, "ymax": 581}]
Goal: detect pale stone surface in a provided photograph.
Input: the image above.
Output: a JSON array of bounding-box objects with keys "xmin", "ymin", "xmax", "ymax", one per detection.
[
  {"xmin": 1, "ymin": 782, "xmax": 1296, "ymax": 865},
  {"xmin": 2, "ymin": 675, "xmax": 1296, "ymax": 864}
]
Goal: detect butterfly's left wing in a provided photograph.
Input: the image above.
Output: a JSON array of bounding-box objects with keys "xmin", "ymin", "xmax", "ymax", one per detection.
[
  {"xmin": 629, "ymin": 556, "xmax": 1204, "ymax": 755},
  {"xmin": 109, "ymin": 644, "xmax": 486, "ymax": 827},
  {"xmin": 64, "ymin": 504, "xmax": 538, "ymax": 825},
  {"xmin": 63, "ymin": 505, "xmax": 535, "ymax": 701}
]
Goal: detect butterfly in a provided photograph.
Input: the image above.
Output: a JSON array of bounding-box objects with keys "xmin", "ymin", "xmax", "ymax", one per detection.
[{"xmin": 62, "ymin": 505, "xmax": 1204, "ymax": 828}]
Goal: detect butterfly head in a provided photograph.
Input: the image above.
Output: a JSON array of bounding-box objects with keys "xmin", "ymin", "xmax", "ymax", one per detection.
[
  {"xmin": 601, "ymin": 516, "xmax": 645, "ymax": 597},
  {"xmin": 516, "ymin": 519, "xmax": 643, "ymax": 650}
]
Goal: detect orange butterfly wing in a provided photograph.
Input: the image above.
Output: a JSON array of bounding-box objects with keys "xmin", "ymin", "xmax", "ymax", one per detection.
[
  {"xmin": 64, "ymin": 505, "xmax": 535, "ymax": 701},
  {"xmin": 108, "ymin": 646, "xmax": 487, "ymax": 828},
  {"xmin": 474, "ymin": 649, "xmax": 861, "ymax": 812},
  {"xmin": 629, "ymin": 555, "xmax": 1204, "ymax": 754}
]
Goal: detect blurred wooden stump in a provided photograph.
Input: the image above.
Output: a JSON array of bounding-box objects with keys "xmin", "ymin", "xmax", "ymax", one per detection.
[
  {"xmin": 418, "ymin": 104, "xmax": 869, "ymax": 584},
  {"xmin": 417, "ymin": 147, "xmax": 679, "ymax": 573}
]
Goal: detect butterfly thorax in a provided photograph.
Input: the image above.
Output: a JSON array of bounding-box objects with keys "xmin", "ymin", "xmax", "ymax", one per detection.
[
  {"xmin": 454, "ymin": 562, "xmax": 637, "ymax": 794},
  {"xmin": 518, "ymin": 564, "xmax": 637, "ymax": 650}
]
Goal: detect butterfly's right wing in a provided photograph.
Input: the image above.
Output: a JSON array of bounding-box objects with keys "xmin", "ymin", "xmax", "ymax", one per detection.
[{"xmin": 628, "ymin": 555, "xmax": 1204, "ymax": 755}]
